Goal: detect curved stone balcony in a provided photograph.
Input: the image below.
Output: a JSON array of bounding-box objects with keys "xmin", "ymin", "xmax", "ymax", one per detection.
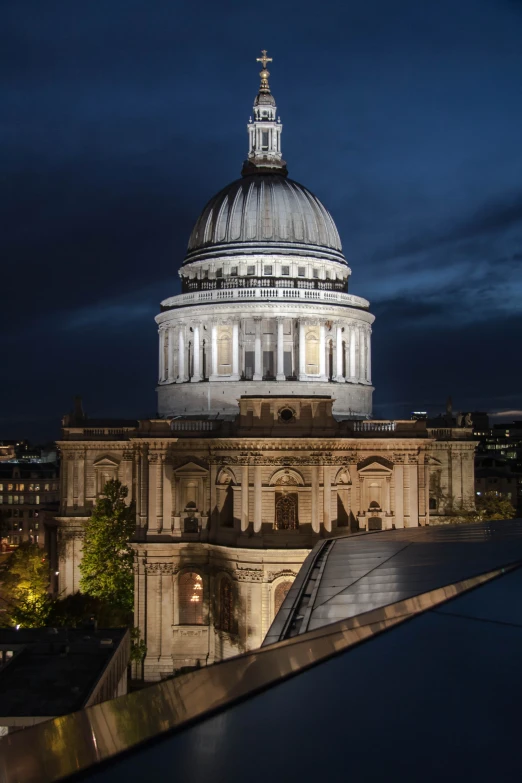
[{"xmin": 161, "ymin": 286, "xmax": 369, "ymax": 311}]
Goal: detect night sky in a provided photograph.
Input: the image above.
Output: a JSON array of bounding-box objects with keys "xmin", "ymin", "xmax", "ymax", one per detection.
[{"xmin": 3, "ymin": 0, "xmax": 522, "ymax": 441}]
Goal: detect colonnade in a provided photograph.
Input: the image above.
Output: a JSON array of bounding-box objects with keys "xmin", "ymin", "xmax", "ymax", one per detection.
[{"xmin": 158, "ymin": 316, "xmax": 372, "ymax": 385}]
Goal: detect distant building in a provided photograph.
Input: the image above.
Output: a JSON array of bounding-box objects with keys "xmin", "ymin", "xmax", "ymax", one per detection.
[
  {"xmin": 475, "ymin": 421, "xmax": 522, "ymax": 513},
  {"xmin": 0, "ymin": 463, "xmax": 60, "ymax": 548},
  {"xmin": 0, "ymin": 627, "xmax": 130, "ymax": 734}
]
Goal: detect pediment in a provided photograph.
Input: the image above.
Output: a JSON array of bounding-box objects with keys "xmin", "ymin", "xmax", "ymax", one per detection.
[
  {"xmin": 173, "ymin": 461, "xmax": 209, "ymax": 477},
  {"xmin": 93, "ymin": 455, "xmax": 120, "ymax": 469},
  {"xmin": 358, "ymin": 461, "xmax": 393, "ymax": 475}
]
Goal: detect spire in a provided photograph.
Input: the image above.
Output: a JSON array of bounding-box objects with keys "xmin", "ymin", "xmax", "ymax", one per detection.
[{"xmin": 242, "ymin": 50, "xmax": 287, "ymax": 176}]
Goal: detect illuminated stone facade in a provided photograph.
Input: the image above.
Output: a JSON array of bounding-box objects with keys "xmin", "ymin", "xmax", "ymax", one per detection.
[{"xmin": 57, "ymin": 397, "xmax": 475, "ymax": 680}]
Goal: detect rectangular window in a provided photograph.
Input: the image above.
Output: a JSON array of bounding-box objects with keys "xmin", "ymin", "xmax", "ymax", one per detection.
[
  {"xmin": 44, "ymin": 484, "xmax": 50, "ymax": 491},
  {"xmin": 264, "ymin": 265, "xmax": 273, "ymax": 276},
  {"xmin": 0, "ymin": 497, "xmax": 3, "ymax": 504},
  {"xmin": 8, "ymin": 484, "xmax": 13, "ymax": 492},
  {"xmin": 28, "ymin": 510, "xmax": 33, "ymax": 518},
  {"xmin": 298, "ymin": 267, "xmax": 305, "ymax": 277},
  {"xmin": 34, "ymin": 484, "xmax": 40, "ymax": 491},
  {"xmin": 35, "ymin": 522, "xmax": 39, "ymax": 530},
  {"xmin": 313, "ymin": 269, "xmax": 319, "ymax": 279},
  {"xmin": 261, "ymin": 131, "xmax": 269, "ymax": 150},
  {"xmin": 230, "ymin": 266, "xmax": 238, "ymax": 276},
  {"xmin": 0, "ymin": 484, "xmax": 3, "ymax": 491},
  {"xmin": 13, "ymin": 496, "xmax": 18, "ymax": 505},
  {"xmin": 52, "ymin": 483, "xmax": 58, "ymax": 491},
  {"xmin": 281, "ymin": 265, "xmax": 290, "ymax": 275},
  {"xmin": 19, "ymin": 496, "xmax": 24, "ymax": 504},
  {"xmin": 29, "ymin": 484, "xmax": 34, "ymax": 491},
  {"xmin": 8, "ymin": 496, "xmax": 12, "ymax": 505},
  {"xmin": 325, "ymin": 271, "xmax": 330, "ymax": 279},
  {"xmin": 16, "ymin": 484, "xmax": 24, "ymax": 491},
  {"xmin": 215, "ymin": 268, "xmax": 222, "ymax": 277},
  {"xmin": 13, "ymin": 509, "xmax": 19, "ymax": 518},
  {"xmin": 247, "ymin": 265, "xmax": 255, "ymax": 275},
  {"xmin": 35, "ymin": 495, "xmax": 40, "ymax": 504}
]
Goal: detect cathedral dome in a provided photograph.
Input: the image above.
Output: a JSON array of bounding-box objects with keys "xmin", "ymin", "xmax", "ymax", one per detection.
[{"xmin": 184, "ymin": 173, "xmax": 346, "ymax": 266}]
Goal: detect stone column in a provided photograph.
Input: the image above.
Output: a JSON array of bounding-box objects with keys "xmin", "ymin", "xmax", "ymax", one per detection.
[
  {"xmin": 335, "ymin": 324, "xmax": 344, "ymax": 382},
  {"xmin": 409, "ymin": 462, "xmax": 419, "ymax": 527},
  {"xmin": 158, "ymin": 328, "xmax": 165, "ymax": 383},
  {"xmin": 349, "ymin": 325, "xmax": 356, "ymax": 381},
  {"xmin": 298, "ymin": 320, "xmax": 306, "ymax": 380},
  {"xmin": 253, "ymin": 465, "xmax": 262, "ymax": 533},
  {"xmin": 210, "ymin": 463, "xmax": 218, "ymax": 529},
  {"xmin": 159, "ymin": 566, "xmax": 174, "ymax": 669},
  {"xmin": 232, "ymin": 320, "xmax": 240, "ymax": 380},
  {"xmin": 253, "ymin": 317, "xmax": 262, "ymax": 380},
  {"xmin": 77, "ymin": 452, "xmax": 85, "ymax": 509},
  {"xmin": 156, "ymin": 455, "xmax": 164, "ymax": 533},
  {"xmin": 276, "ymin": 317, "xmax": 285, "ymax": 380},
  {"xmin": 366, "ymin": 327, "xmax": 372, "ymax": 384},
  {"xmin": 241, "ymin": 465, "xmax": 249, "ymax": 532},
  {"xmin": 311, "ymin": 465, "xmax": 320, "ymax": 533},
  {"xmin": 139, "ymin": 445, "xmax": 149, "ymax": 531},
  {"xmin": 173, "ymin": 475, "xmax": 181, "ymax": 533},
  {"xmin": 191, "ymin": 323, "xmax": 202, "ymax": 382},
  {"xmin": 323, "ymin": 466, "xmax": 331, "ymax": 532},
  {"xmin": 385, "ymin": 476, "xmax": 391, "ymax": 515},
  {"xmin": 319, "ymin": 323, "xmax": 326, "ymax": 380},
  {"xmin": 167, "ymin": 325, "xmax": 176, "ymax": 382},
  {"xmin": 66, "ymin": 457, "xmax": 74, "ymax": 509},
  {"xmin": 211, "ymin": 323, "xmax": 218, "ymax": 379},
  {"xmin": 177, "ymin": 326, "xmax": 185, "ymax": 383},
  {"xmin": 394, "ymin": 463, "xmax": 404, "ymax": 528},
  {"xmin": 358, "ymin": 327, "xmax": 365, "ymax": 382}
]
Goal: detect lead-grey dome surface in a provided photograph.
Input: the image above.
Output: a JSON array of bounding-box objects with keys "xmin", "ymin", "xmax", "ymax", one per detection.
[{"xmin": 184, "ymin": 174, "xmax": 346, "ymax": 265}]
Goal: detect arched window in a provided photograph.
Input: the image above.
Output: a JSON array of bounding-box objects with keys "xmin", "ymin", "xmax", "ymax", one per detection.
[
  {"xmin": 218, "ymin": 577, "xmax": 234, "ymax": 633},
  {"xmin": 179, "ymin": 572, "xmax": 204, "ymax": 625},
  {"xmin": 274, "ymin": 580, "xmax": 293, "ymax": 616}
]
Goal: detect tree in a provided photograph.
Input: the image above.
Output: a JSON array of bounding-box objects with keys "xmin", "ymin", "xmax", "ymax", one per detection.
[
  {"xmin": 79, "ymin": 480, "xmax": 135, "ymax": 613},
  {"xmin": 475, "ymin": 491, "xmax": 516, "ymax": 521},
  {"xmin": 0, "ymin": 543, "xmax": 52, "ymax": 627}
]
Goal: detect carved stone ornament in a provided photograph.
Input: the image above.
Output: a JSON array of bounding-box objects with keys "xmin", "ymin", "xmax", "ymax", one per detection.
[
  {"xmin": 235, "ymin": 564, "xmax": 264, "ymax": 582},
  {"xmin": 267, "ymin": 569, "xmax": 297, "ymax": 582},
  {"xmin": 145, "ymin": 562, "xmax": 175, "ymax": 575},
  {"xmin": 392, "ymin": 454, "xmax": 405, "ymax": 464},
  {"xmin": 60, "ymin": 530, "xmax": 84, "ymax": 541}
]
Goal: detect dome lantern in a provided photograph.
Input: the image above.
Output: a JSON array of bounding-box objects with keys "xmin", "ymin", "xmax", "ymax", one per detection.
[{"xmin": 242, "ymin": 50, "xmax": 287, "ymax": 176}]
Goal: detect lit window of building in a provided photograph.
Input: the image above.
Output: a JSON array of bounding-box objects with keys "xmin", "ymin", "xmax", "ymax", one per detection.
[{"xmin": 179, "ymin": 572, "xmax": 204, "ymax": 625}]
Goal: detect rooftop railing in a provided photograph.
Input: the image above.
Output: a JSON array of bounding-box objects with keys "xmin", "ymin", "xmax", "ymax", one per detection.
[{"xmin": 161, "ymin": 287, "xmax": 369, "ymax": 310}]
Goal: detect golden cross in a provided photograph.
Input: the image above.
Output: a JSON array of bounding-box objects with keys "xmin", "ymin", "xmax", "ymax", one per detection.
[{"xmin": 256, "ymin": 50, "xmax": 272, "ymax": 69}]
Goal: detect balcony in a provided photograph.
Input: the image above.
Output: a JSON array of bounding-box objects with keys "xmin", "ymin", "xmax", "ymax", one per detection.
[{"xmin": 161, "ymin": 286, "xmax": 369, "ymax": 311}]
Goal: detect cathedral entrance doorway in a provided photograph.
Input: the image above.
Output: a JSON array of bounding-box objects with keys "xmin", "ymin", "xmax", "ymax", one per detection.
[
  {"xmin": 275, "ymin": 493, "xmax": 298, "ymax": 530},
  {"xmin": 368, "ymin": 516, "xmax": 382, "ymax": 531}
]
